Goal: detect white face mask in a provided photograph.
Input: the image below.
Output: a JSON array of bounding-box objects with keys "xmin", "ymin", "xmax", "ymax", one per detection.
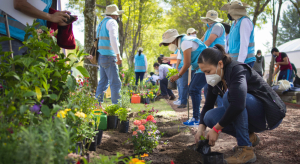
[
  {"xmin": 190, "ymin": 34, "xmax": 197, "ymax": 37},
  {"xmin": 205, "ymin": 65, "xmax": 222, "ymax": 87},
  {"xmin": 168, "ymin": 44, "xmax": 177, "ymax": 52}
]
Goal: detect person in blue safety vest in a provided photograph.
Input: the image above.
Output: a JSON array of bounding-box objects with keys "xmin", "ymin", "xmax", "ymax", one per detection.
[
  {"xmin": 220, "ymin": 0, "xmax": 256, "ymax": 68},
  {"xmin": 200, "ymin": 10, "xmax": 226, "ymax": 108},
  {"xmin": 0, "ymin": 0, "xmax": 76, "ymax": 56},
  {"xmin": 95, "ymin": 4, "xmax": 124, "ymax": 105},
  {"xmin": 159, "ymin": 29, "xmax": 207, "ymax": 126},
  {"xmin": 134, "ymin": 47, "xmax": 148, "ymax": 85}
]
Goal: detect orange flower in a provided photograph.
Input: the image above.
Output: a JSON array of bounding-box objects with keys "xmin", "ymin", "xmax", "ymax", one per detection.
[
  {"xmin": 138, "ymin": 125, "xmax": 145, "ymax": 131},
  {"xmin": 146, "ymin": 115, "xmax": 154, "ymax": 121},
  {"xmin": 141, "ymin": 153, "xmax": 149, "ymax": 157},
  {"xmin": 132, "ymin": 131, "xmax": 137, "ymax": 135},
  {"xmin": 141, "ymin": 119, "xmax": 147, "ymax": 125},
  {"xmin": 134, "ymin": 120, "xmax": 142, "ymax": 126}
]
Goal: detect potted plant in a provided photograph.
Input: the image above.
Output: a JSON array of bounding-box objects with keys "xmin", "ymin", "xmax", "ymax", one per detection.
[
  {"xmin": 141, "ymin": 92, "xmax": 150, "ymax": 104},
  {"xmin": 94, "ymin": 113, "xmax": 103, "ymax": 146},
  {"xmin": 148, "ymin": 91, "xmax": 155, "ymax": 103},
  {"xmin": 116, "ymin": 108, "xmax": 129, "ymax": 133},
  {"xmin": 167, "ymin": 68, "xmax": 178, "ymax": 90},
  {"xmin": 104, "ymin": 104, "xmax": 120, "ymax": 129}
]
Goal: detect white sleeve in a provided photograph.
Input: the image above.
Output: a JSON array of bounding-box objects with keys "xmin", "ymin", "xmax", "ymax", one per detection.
[
  {"xmin": 106, "ymin": 19, "xmax": 120, "ymax": 55},
  {"xmin": 177, "ymin": 50, "xmax": 182, "ymax": 59},
  {"xmin": 237, "ymin": 18, "xmax": 253, "ymax": 63},
  {"xmin": 181, "ymin": 40, "xmax": 193, "ymax": 52},
  {"xmin": 144, "ymin": 55, "xmax": 148, "ymax": 71}
]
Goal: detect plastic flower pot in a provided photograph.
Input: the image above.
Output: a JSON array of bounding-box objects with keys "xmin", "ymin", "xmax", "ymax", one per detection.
[
  {"xmin": 196, "ymin": 139, "xmax": 211, "ymax": 155},
  {"xmin": 119, "ymin": 120, "xmax": 129, "ymax": 133},
  {"xmin": 96, "ymin": 130, "xmax": 103, "ymax": 146},
  {"xmin": 107, "ymin": 116, "xmax": 118, "ymax": 129},
  {"xmin": 142, "ymin": 97, "xmax": 150, "ymax": 104},
  {"xmin": 201, "ymin": 152, "xmax": 224, "ymax": 164},
  {"xmin": 167, "ymin": 79, "xmax": 177, "ymax": 90},
  {"xmin": 85, "ymin": 135, "xmax": 98, "ymax": 151},
  {"xmin": 75, "ymin": 142, "xmax": 83, "ymax": 155}
]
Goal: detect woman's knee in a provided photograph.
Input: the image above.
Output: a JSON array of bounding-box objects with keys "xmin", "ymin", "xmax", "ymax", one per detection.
[{"xmin": 203, "ymin": 111, "xmax": 216, "ymax": 128}]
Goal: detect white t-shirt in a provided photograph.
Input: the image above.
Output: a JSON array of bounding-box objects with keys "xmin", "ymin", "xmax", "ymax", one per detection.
[{"xmin": 176, "ymin": 38, "xmax": 199, "ymax": 60}]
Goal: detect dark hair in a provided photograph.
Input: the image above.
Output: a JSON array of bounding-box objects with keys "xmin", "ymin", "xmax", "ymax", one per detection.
[
  {"xmin": 271, "ymin": 47, "xmax": 279, "ymax": 54},
  {"xmin": 153, "ymin": 63, "xmax": 160, "ymax": 68},
  {"xmin": 257, "ymin": 50, "xmax": 261, "ymax": 54},
  {"xmin": 157, "ymin": 57, "xmax": 163, "ymax": 64},
  {"xmin": 197, "ymin": 44, "xmax": 232, "ymax": 66},
  {"xmin": 150, "ymin": 72, "xmax": 154, "ymax": 76},
  {"xmin": 138, "ymin": 50, "xmax": 142, "ymax": 56},
  {"xmin": 222, "ymin": 23, "xmax": 231, "ymax": 34}
]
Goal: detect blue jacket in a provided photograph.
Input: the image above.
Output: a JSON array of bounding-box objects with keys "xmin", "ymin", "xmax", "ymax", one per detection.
[
  {"xmin": 97, "ymin": 17, "xmax": 118, "ymax": 56},
  {"xmin": 204, "ymin": 22, "xmax": 226, "ymax": 48},
  {"xmin": 134, "ymin": 54, "xmax": 146, "ymax": 72}
]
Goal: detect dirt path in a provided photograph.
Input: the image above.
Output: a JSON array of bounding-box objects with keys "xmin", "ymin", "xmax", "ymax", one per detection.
[{"xmin": 95, "ymin": 90, "xmax": 300, "ymax": 164}]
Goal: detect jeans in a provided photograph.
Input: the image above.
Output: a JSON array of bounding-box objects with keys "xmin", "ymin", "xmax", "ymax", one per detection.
[
  {"xmin": 160, "ymin": 77, "xmax": 174, "ymax": 96},
  {"xmin": 135, "ymin": 72, "xmax": 145, "ymax": 85},
  {"xmin": 189, "ymin": 73, "xmax": 207, "ymax": 120},
  {"xmin": 246, "ymin": 61, "xmax": 255, "ymax": 68},
  {"xmin": 178, "ymin": 68, "xmax": 196, "ymax": 105},
  {"xmin": 95, "ymin": 54, "xmax": 121, "ymax": 104},
  {"xmin": 278, "ymin": 69, "xmax": 293, "ymax": 82},
  {"xmin": 176, "ymin": 78, "xmax": 181, "ymax": 101},
  {"xmin": 204, "ymin": 84, "xmax": 223, "ymax": 107},
  {"xmin": 203, "ymin": 92, "xmax": 282, "ymax": 146}
]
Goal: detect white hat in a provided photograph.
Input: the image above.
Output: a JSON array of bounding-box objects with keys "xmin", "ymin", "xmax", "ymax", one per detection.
[
  {"xmin": 138, "ymin": 47, "xmax": 143, "ymax": 51},
  {"xmin": 221, "ymin": 0, "xmax": 250, "ymax": 10},
  {"xmin": 187, "ymin": 28, "xmax": 198, "ymax": 34},
  {"xmin": 101, "ymin": 4, "xmax": 124, "ymax": 16},
  {"xmin": 200, "ymin": 10, "xmax": 223, "ymax": 23},
  {"xmin": 159, "ymin": 29, "xmax": 184, "ymax": 47}
]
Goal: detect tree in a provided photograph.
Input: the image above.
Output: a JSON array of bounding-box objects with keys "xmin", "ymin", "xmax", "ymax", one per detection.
[
  {"xmin": 268, "ymin": 0, "xmax": 283, "ymax": 85},
  {"xmin": 249, "ymin": 0, "xmax": 272, "ymax": 27},
  {"xmin": 290, "ymin": 0, "xmax": 300, "ymax": 16},
  {"xmin": 277, "ymin": 5, "xmax": 300, "ymax": 46}
]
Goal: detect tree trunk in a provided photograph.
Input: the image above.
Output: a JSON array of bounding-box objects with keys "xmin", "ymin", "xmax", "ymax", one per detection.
[
  {"xmin": 268, "ymin": 0, "xmax": 283, "ymax": 85},
  {"xmin": 252, "ymin": 0, "xmax": 271, "ymax": 26},
  {"xmin": 84, "ymin": 0, "xmax": 98, "ymax": 91}
]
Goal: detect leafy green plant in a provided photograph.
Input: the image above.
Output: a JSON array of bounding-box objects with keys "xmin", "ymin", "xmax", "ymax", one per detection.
[
  {"xmin": 104, "ymin": 104, "xmax": 120, "ymax": 116},
  {"xmin": 118, "ymin": 87, "xmax": 131, "ymax": 109},
  {"xmin": 116, "ymin": 108, "xmax": 129, "ymax": 121},
  {"xmin": 166, "ymin": 68, "xmax": 179, "ymax": 80}
]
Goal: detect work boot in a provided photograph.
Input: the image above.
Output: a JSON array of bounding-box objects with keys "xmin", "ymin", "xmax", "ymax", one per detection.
[
  {"xmin": 169, "ymin": 95, "xmax": 176, "ymax": 100},
  {"xmin": 225, "ymin": 146, "xmax": 256, "ymax": 164},
  {"xmin": 233, "ymin": 132, "xmax": 260, "ymax": 152},
  {"xmin": 177, "ymin": 104, "xmax": 187, "ymax": 108}
]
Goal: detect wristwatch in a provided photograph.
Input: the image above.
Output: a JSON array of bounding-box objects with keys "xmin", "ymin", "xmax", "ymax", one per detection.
[
  {"xmin": 213, "ymin": 126, "xmax": 222, "ymax": 134},
  {"xmin": 177, "ymin": 73, "xmax": 182, "ymax": 78}
]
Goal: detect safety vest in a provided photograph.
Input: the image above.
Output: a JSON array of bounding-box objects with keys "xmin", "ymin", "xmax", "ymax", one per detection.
[
  {"xmin": 204, "ymin": 22, "xmax": 226, "ymax": 48},
  {"xmin": 178, "ymin": 36, "xmax": 207, "ymax": 73},
  {"xmin": 228, "ymin": 16, "xmax": 255, "ymax": 64},
  {"xmin": 134, "ymin": 54, "xmax": 146, "ymax": 72},
  {"xmin": 97, "ymin": 17, "xmax": 118, "ymax": 56},
  {"xmin": 0, "ymin": 0, "xmax": 52, "ymax": 42}
]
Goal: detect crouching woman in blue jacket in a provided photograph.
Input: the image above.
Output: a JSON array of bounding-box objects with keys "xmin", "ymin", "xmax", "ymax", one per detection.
[{"xmin": 194, "ymin": 44, "xmax": 286, "ymax": 164}]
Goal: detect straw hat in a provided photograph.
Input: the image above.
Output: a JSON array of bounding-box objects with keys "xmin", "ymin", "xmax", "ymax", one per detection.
[
  {"xmin": 221, "ymin": 0, "xmax": 250, "ymax": 10},
  {"xmin": 138, "ymin": 47, "xmax": 143, "ymax": 51},
  {"xmin": 159, "ymin": 29, "xmax": 185, "ymax": 47},
  {"xmin": 187, "ymin": 28, "xmax": 198, "ymax": 34},
  {"xmin": 200, "ymin": 10, "xmax": 223, "ymax": 23},
  {"xmin": 101, "ymin": 4, "xmax": 124, "ymax": 16}
]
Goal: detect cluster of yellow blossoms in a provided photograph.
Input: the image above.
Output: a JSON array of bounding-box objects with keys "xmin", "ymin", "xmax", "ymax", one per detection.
[
  {"xmin": 74, "ymin": 111, "xmax": 87, "ymax": 118},
  {"xmin": 57, "ymin": 108, "xmax": 86, "ymax": 119}
]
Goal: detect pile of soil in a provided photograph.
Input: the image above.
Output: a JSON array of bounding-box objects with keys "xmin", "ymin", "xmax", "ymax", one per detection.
[{"xmin": 95, "ymin": 91, "xmax": 300, "ymax": 163}]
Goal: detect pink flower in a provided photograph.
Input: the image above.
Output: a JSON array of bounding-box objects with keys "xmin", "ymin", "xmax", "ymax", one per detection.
[
  {"xmin": 134, "ymin": 120, "xmax": 141, "ymax": 126},
  {"xmin": 132, "ymin": 131, "xmax": 137, "ymax": 135},
  {"xmin": 122, "ymin": 74, "xmax": 125, "ymax": 78},
  {"xmin": 141, "ymin": 119, "xmax": 147, "ymax": 125},
  {"xmin": 152, "ymin": 120, "xmax": 156, "ymax": 123},
  {"xmin": 50, "ymin": 29, "xmax": 54, "ymax": 36},
  {"xmin": 138, "ymin": 125, "xmax": 145, "ymax": 131}
]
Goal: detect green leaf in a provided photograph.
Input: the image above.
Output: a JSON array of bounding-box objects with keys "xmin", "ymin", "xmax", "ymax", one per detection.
[
  {"xmin": 4, "ymin": 72, "xmax": 20, "ymax": 81},
  {"xmin": 25, "ymin": 100, "xmax": 36, "ymax": 104},
  {"xmin": 20, "ymin": 105, "xmax": 28, "ymax": 114},
  {"xmin": 49, "ymin": 94, "xmax": 58, "ymax": 100},
  {"xmin": 41, "ymin": 105, "xmax": 50, "ymax": 117},
  {"xmin": 52, "ymin": 104, "xmax": 61, "ymax": 114},
  {"xmin": 23, "ymin": 91, "xmax": 36, "ymax": 97},
  {"xmin": 200, "ymin": 135, "xmax": 206, "ymax": 140},
  {"xmin": 0, "ymin": 36, "xmax": 14, "ymax": 42},
  {"xmin": 75, "ymin": 66, "xmax": 90, "ymax": 78},
  {"xmin": 66, "ymin": 75, "xmax": 76, "ymax": 92},
  {"xmin": 22, "ymin": 57, "xmax": 34, "ymax": 68},
  {"xmin": 35, "ymin": 86, "xmax": 42, "ymax": 102},
  {"xmin": 53, "ymin": 70, "xmax": 61, "ymax": 77}
]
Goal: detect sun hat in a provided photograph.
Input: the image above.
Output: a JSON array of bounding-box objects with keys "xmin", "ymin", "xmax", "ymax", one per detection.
[
  {"xmin": 159, "ymin": 29, "xmax": 185, "ymax": 47},
  {"xmin": 200, "ymin": 10, "xmax": 223, "ymax": 23},
  {"xmin": 101, "ymin": 4, "xmax": 124, "ymax": 16},
  {"xmin": 187, "ymin": 28, "xmax": 198, "ymax": 34},
  {"xmin": 138, "ymin": 47, "xmax": 143, "ymax": 51},
  {"xmin": 220, "ymin": 0, "xmax": 250, "ymax": 10}
]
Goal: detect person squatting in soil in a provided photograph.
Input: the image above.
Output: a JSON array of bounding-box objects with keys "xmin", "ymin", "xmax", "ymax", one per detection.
[
  {"xmin": 159, "ymin": 29, "xmax": 208, "ymax": 126},
  {"xmin": 194, "ymin": 44, "xmax": 286, "ymax": 164}
]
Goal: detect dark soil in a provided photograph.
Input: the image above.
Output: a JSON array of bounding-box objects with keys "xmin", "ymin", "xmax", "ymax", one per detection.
[{"xmin": 95, "ymin": 90, "xmax": 300, "ymax": 164}]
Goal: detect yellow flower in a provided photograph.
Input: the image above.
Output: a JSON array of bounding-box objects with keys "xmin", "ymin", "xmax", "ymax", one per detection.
[
  {"xmin": 57, "ymin": 110, "xmax": 66, "ymax": 118},
  {"xmin": 75, "ymin": 111, "xmax": 87, "ymax": 118},
  {"xmin": 140, "ymin": 153, "xmax": 149, "ymax": 158},
  {"xmin": 75, "ymin": 108, "xmax": 78, "ymax": 112},
  {"xmin": 65, "ymin": 108, "xmax": 71, "ymax": 112}
]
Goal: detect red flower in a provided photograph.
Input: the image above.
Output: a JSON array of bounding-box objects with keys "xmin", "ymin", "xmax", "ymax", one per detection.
[
  {"xmin": 87, "ymin": 84, "xmax": 89, "ymax": 86},
  {"xmin": 138, "ymin": 125, "xmax": 145, "ymax": 131},
  {"xmin": 146, "ymin": 115, "xmax": 154, "ymax": 121},
  {"xmin": 171, "ymin": 160, "xmax": 174, "ymax": 164}
]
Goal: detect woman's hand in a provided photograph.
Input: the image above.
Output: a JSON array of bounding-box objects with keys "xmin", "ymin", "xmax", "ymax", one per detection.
[
  {"xmin": 170, "ymin": 75, "xmax": 179, "ymax": 82},
  {"xmin": 206, "ymin": 128, "xmax": 219, "ymax": 147},
  {"xmin": 195, "ymin": 124, "xmax": 206, "ymax": 143}
]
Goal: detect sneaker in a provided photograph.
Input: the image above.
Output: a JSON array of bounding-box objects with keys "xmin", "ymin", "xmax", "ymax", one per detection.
[
  {"xmin": 169, "ymin": 95, "xmax": 176, "ymax": 100},
  {"xmin": 173, "ymin": 100, "xmax": 181, "ymax": 105},
  {"xmin": 232, "ymin": 132, "xmax": 260, "ymax": 152},
  {"xmin": 155, "ymin": 95, "xmax": 169, "ymax": 101},
  {"xmin": 183, "ymin": 118, "xmax": 199, "ymax": 126},
  {"xmin": 225, "ymin": 146, "xmax": 256, "ymax": 164},
  {"xmin": 178, "ymin": 104, "xmax": 187, "ymax": 108}
]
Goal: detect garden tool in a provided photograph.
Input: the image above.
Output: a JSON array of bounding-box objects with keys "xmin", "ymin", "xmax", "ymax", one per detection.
[
  {"xmin": 187, "ymin": 66, "xmax": 192, "ymax": 119},
  {"xmin": 3, "ymin": 11, "xmax": 15, "ymax": 71}
]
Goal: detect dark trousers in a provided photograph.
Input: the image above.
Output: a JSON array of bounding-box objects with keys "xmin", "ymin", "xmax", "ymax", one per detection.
[
  {"xmin": 135, "ymin": 72, "xmax": 145, "ymax": 85},
  {"xmin": 160, "ymin": 78, "xmax": 174, "ymax": 96}
]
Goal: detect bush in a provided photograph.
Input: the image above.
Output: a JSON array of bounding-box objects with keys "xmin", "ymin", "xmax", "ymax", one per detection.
[{"xmin": 104, "ymin": 104, "xmax": 120, "ymax": 116}]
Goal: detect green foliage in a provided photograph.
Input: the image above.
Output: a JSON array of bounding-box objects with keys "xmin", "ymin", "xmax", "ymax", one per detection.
[
  {"xmin": 104, "ymin": 104, "xmax": 120, "ymax": 116},
  {"xmin": 167, "ymin": 68, "xmax": 179, "ymax": 80},
  {"xmin": 89, "ymin": 152, "xmax": 126, "ymax": 164},
  {"xmin": 119, "ymin": 87, "xmax": 131, "ymax": 109},
  {"xmin": 116, "ymin": 108, "xmax": 129, "ymax": 121}
]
